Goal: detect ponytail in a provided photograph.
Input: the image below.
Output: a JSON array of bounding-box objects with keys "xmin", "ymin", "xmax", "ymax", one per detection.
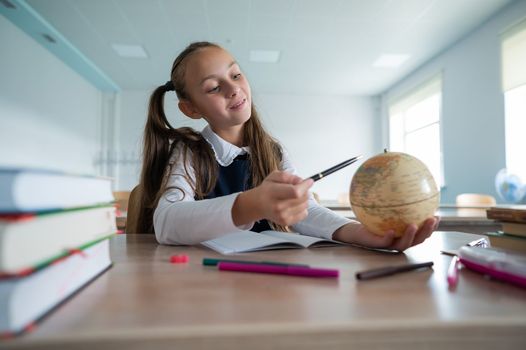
[
  {"xmin": 136, "ymin": 85, "xmax": 173, "ymax": 233},
  {"xmin": 137, "ymin": 83, "xmax": 217, "ymax": 233}
]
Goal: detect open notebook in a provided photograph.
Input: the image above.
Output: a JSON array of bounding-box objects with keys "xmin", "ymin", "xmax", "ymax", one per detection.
[{"xmin": 202, "ymin": 230, "xmax": 343, "ymax": 254}]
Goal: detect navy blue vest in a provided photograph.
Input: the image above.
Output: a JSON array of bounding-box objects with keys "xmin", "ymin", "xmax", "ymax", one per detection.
[{"xmin": 202, "ymin": 154, "xmax": 271, "ymax": 232}]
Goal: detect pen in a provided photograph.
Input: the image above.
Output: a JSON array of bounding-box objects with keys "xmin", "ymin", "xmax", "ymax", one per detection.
[
  {"xmin": 440, "ymin": 237, "xmax": 489, "ymax": 256},
  {"xmin": 466, "ymin": 237, "xmax": 489, "ymax": 248},
  {"xmin": 202, "ymin": 258, "xmax": 309, "ymax": 267},
  {"xmin": 309, "ymin": 155, "xmax": 362, "ymax": 182},
  {"xmin": 217, "ymin": 262, "xmax": 339, "ymax": 278},
  {"xmin": 355, "ymin": 261, "xmax": 434, "ymax": 280},
  {"xmin": 447, "ymin": 256, "xmax": 460, "ymax": 287}
]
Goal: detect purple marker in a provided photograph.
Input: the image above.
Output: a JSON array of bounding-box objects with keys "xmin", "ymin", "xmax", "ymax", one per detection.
[{"xmin": 217, "ymin": 261, "xmax": 339, "ymax": 278}]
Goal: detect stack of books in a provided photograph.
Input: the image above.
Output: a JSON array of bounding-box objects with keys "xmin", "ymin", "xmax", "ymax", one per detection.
[
  {"xmin": 485, "ymin": 205, "xmax": 526, "ymax": 253},
  {"xmin": 0, "ymin": 168, "xmax": 117, "ymax": 336}
]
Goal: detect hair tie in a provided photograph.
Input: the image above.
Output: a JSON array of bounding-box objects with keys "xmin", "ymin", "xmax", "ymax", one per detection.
[{"xmin": 164, "ymin": 80, "xmax": 175, "ymax": 91}]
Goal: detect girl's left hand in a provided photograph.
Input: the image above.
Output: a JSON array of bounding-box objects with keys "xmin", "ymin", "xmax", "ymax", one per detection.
[{"xmin": 332, "ymin": 217, "xmax": 440, "ymax": 252}]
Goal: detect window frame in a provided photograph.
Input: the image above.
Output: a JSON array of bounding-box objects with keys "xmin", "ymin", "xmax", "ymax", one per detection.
[
  {"xmin": 388, "ymin": 74, "xmax": 445, "ymax": 188},
  {"xmin": 501, "ymin": 18, "xmax": 526, "ymax": 179}
]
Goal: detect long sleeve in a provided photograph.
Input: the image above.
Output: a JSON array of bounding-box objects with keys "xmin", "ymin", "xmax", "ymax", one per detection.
[
  {"xmin": 281, "ymin": 149, "xmax": 356, "ymax": 240},
  {"xmin": 153, "ymin": 139, "xmax": 357, "ymax": 245},
  {"xmin": 153, "ymin": 146, "xmax": 253, "ymax": 245}
]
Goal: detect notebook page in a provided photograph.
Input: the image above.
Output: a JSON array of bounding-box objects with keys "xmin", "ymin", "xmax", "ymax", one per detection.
[
  {"xmin": 261, "ymin": 231, "xmax": 341, "ymax": 248},
  {"xmin": 202, "ymin": 232, "xmax": 301, "ymax": 254}
]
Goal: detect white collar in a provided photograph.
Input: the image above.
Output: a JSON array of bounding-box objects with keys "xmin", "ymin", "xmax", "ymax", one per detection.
[{"xmin": 201, "ymin": 125, "xmax": 249, "ymax": 167}]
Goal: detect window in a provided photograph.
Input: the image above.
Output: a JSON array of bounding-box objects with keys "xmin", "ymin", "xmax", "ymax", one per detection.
[
  {"xmin": 502, "ymin": 18, "xmax": 526, "ymax": 179},
  {"xmin": 388, "ymin": 76, "xmax": 443, "ymax": 187}
]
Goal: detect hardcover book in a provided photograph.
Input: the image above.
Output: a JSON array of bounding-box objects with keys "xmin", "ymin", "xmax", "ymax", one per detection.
[
  {"xmin": 486, "ymin": 205, "xmax": 526, "ymax": 223},
  {"xmin": 0, "ymin": 238, "xmax": 112, "ymax": 335},
  {"xmin": 0, "ymin": 167, "xmax": 114, "ymax": 213},
  {"xmin": 500, "ymin": 222, "xmax": 526, "ymax": 237},
  {"xmin": 0, "ymin": 206, "xmax": 117, "ymax": 275},
  {"xmin": 484, "ymin": 231, "xmax": 526, "ymax": 254}
]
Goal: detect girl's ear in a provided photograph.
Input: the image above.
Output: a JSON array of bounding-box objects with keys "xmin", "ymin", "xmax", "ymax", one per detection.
[{"xmin": 178, "ymin": 100, "xmax": 202, "ymax": 120}]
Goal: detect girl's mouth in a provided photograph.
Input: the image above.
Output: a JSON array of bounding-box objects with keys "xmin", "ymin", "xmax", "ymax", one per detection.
[{"xmin": 229, "ymin": 98, "xmax": 246, "ymax": 110}]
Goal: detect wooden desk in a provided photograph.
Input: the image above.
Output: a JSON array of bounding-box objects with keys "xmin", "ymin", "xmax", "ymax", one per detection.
[
  {"xmin": 4, "ymin": 231, "xmax": 526, "ymax": 349},
  {"xmin": 326, "ymin": 206, "xmax": 500, "ymax": 234},
  {"xmin": 434, "ymin": 208, "xmax": 501, "ymax": 234}
]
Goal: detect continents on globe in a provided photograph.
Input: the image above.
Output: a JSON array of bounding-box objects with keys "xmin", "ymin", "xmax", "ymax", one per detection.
[{"xmin": 349, "ymin": 151, "xmax": 439, "ymax": 237}]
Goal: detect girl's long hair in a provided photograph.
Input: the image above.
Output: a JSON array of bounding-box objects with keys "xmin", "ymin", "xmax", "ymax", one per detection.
[{"xmin": 136, "ymin": 42, "xmax": 283, "ymax": 233}]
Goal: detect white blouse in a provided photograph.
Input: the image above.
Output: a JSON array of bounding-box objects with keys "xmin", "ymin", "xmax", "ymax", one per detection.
[{"xmin": 153, "ymin": 125, "xmax": 353, "ymax": 245}]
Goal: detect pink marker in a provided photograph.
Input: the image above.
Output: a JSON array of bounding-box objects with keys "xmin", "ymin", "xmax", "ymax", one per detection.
[
  {"xmin": 217, "ymin": 262, "xmax": 338, "ymax": 278},
  {"xmin": 447, "ymin": 256, "xmax": 460, "ymax": 287}
]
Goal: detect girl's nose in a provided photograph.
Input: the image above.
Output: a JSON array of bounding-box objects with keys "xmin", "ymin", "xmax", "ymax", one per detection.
[{"xmin": 228, "ymin": 85, "xmax": 240, "ymax": 97}]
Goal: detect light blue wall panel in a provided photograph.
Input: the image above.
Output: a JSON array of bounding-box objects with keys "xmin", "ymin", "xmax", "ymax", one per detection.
[{"xmin": 0, "ymin": 0, "xmax": 119, "ymax": 92}]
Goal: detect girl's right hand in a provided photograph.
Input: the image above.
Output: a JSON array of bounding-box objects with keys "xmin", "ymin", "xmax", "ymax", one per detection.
[{"xmin": 232, "ymin": 170, "xmax": 314, "ymax": 227}]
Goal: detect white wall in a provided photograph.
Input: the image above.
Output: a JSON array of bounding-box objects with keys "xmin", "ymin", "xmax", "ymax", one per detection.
[
  {"xmin": 115, "ymin": 89, "xmax": 379, "ymax": 200},
  {"xmin": 114, "ymin": 89, "xmax": 207, "ymax": 190},
  {"xmin": 255, "ymin": 94, "xmax": 379, "ymax": 200},
  {"xmin": 0, "ymin": 15, "xmax": 102, "ymax": 175},
  {"xmin": 380, "ymin": 0, "xmax": 526, "ymax": 204}
]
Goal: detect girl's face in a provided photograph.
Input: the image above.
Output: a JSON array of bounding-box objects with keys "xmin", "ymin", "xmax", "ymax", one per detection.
[{"xmin": 180, "ymin": 47, "xmax": 252, "ymax": 139}]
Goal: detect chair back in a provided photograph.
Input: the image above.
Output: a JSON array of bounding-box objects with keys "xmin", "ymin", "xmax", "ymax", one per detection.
[
  {"xmin": 126, "ymin": 185, "xmax": 143, "ymax": 233},
  {"xmin": 456, "ymin": 193, "xmax": 496, "ymax": 207},
  {"xmin": 113, "ymin": 191, "xmax": 131, "ymax": 212}
]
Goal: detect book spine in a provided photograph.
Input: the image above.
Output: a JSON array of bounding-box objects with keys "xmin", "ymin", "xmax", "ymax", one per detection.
[
  {"xmin": 501, "ymin": 223, "xmax": 526, "ymax": 237},
  {"xmin": 486, "ymin": 210, "xmax": 526, "ymax": 223},
  {"xmin": 485, "ymin": 233, "xmax": 526, "ymax": 253}
]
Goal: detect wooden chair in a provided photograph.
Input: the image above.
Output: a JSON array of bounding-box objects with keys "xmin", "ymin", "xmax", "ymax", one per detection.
[
  {"xmin": 112, "ymin": 191, "xmax": 130, "ymax": 231},
  {"xmin": 126, "ymin": 185, "xmax": 142, "ymax": 234},
  {"xmin": 456, "ymin": 193, "xmax": 496, "ymax": 207},
  {"xmin": 113, "ymin": 191, "xmax": 131, "ymax": 212}
]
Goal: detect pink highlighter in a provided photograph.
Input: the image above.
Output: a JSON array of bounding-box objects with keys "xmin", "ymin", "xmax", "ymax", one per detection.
[
  {"xmin": 217, "ymin": 261, "xmax": 339, "ymax": 278},
  {"xmin": 447, "ymin": 256, "xmax": 461, "ymax": 288}
]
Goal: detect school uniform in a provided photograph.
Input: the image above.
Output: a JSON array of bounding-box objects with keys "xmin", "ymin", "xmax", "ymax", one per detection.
[{"xmin": 154, "ymin": 125, "xmax": 353, "ymax": 245}]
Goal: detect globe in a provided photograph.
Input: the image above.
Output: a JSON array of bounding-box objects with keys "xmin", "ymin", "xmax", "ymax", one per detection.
[
  {"xmin": 495, "ymin": 168, "xmax": 526, "ymax": 204},
  {"xmin": 349, "ymin": 151, "xmax": 440, "ymax": 237}
]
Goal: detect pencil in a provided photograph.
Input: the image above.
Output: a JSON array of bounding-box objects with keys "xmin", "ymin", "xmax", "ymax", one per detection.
[
  {"xmin": 355, "ymin": 261, "xmax": 434, "ymax": 280},
  {"xmin": 309, "ymin": 155, "xmax": 362, "ymax": 182}
]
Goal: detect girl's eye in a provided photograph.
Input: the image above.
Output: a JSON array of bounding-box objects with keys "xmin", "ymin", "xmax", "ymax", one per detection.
[
  {"xmin": 233, "ymin": 73, "xmax": 241, "ymax": 80},
  {"xmin": 207, "ymin": 86, "xmax": 220, "ymax": 93}
]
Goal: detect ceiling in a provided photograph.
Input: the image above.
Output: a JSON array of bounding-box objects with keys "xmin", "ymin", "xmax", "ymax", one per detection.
[{"xmin": 25, "ymin": 0, "xmax": 513, "ymax": 96}]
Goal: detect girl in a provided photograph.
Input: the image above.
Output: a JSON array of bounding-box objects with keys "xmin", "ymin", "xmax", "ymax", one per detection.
[{"xmin": 137, "ymin": 41, "xmax": 438, "ymax": 251}]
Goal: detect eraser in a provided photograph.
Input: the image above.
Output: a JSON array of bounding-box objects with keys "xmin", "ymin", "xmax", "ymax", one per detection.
[{"xmin": 170, "ymin": 254, "xmax": 189, "ymax": 264}]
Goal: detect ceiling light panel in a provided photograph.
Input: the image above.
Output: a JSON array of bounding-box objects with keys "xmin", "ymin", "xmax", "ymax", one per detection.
[
  {"xmin": 373, "ymin": 54, "xmax": 410, "ymax": 68},
  {"xmin": 249, "ymin": 50, "xmax": 281, "ymax": 63},
  {"xmin": 111, "ymin": 44, "xmax": 148, "ymax": 58}
]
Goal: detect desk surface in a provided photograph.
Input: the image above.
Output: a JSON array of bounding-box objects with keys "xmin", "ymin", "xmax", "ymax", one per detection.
[
  {"xmin": 323, "ymin": 203, "xmax": 490, "ymax": 219},
  {"xmin": 5, "ymin": 232, "xmax": 526, "ymax": 350},
  {"xmin": 331, "ymin": 207, "xmax": 491, "ymax": 219},
  {"xmin": 326, "ymin": 206, "xmax": 499, "ymax": 233}
]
